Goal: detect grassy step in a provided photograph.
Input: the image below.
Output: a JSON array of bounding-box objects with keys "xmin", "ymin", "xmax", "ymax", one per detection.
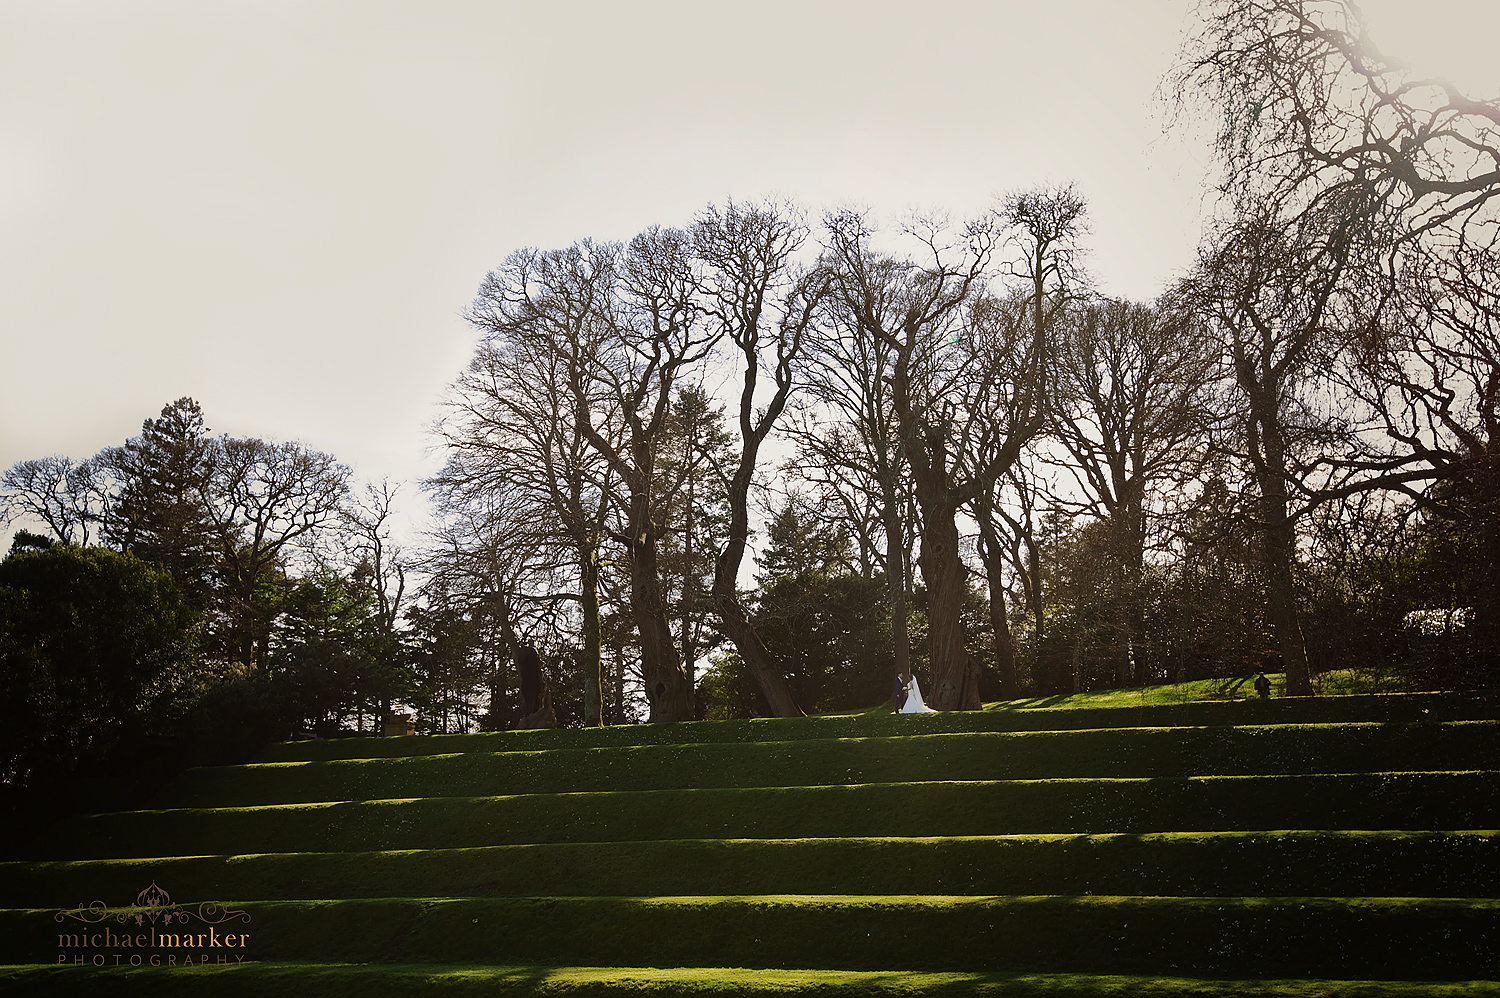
[
  {"xmin": 160, "ymin": 722, "xmax": 1500, "ymax": 808},
  {"xmin": 255, "ymin": 692, "xmax": 1500, "ymax": 762},
  {"xmin": 13, "ymin": 696, "xmax": 1499, "ymax": 992},
  {"xmin": 4, "ymin": 831, "xmax": 1497, "ymax": 907},
  {"xmin": 9, "ymin": 895, "xmax": 1499, "ymax": 978},
  {"xmin": 5, "ymin": 963, "xmax": 1499, "ymax": 998},
  {"xmin": 33, "ymin": 772, "xmax": 1500, "ymax": 859}
]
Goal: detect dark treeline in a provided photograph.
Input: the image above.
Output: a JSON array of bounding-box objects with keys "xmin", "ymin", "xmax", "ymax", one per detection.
[{"xmin": 3, "ymin": 0, "xmax": 1498, "ymax": 789}]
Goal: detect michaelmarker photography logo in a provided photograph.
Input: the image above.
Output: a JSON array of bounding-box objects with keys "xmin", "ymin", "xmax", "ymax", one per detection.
[{"xmin": 53, "ymin": 880, "xmax": 252, "ymax": 968}]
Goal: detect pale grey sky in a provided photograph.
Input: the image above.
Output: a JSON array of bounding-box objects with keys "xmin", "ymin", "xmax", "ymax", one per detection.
[{"xmin": 2, "ymin": 0, "xmax": 1493, "ymax": 547}]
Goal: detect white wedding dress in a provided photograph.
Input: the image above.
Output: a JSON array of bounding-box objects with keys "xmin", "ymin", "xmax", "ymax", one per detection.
[{"xmin": 900, "ymin": 674, "xmax": 937, "ymax": 713}]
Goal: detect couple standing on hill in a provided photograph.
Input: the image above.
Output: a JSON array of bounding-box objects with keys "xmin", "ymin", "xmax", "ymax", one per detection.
[{"xmin": 893, "ymin": 672, "xmax": 937, "ymax": 713}]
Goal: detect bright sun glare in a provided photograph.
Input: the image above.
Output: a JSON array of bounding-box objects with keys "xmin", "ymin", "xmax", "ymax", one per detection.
[{"xmin": 1355, "ymin": 0, "xmax": 1500, "ymax": 97}]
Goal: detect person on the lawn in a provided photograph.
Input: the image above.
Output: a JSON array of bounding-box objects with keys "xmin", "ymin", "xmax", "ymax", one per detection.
[{"xmin": 899, "ymin": 672, "xmax": 936, "ymax": 713}]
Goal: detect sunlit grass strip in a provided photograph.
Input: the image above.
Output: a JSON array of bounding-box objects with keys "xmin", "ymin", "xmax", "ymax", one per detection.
[
  {"xmin": 4, "ymin": 963, "xmax": 1499, "ymax": 997},
  {"xmin": 5, "ymin": 831, "xmax": 1498, "ymax": 908},
  {"xmin": 1006, "ymin": 674, "xmax": 1296, "ymax": 708},
  {"xmin": 39, "ymin": 771, "xmax": 1500, "ymax": 860},
  {"xmin": 6, "ymin": 896, "xmax": 1498, "ymax": 978},
  {"xmin": 165, "ymin": 722, "xmax": 1500, "ymax": 808},
  {"xmin": 1018, "ymin": 669, "xmax": 1415, "ymax": 709},
  {"xmin": 254, "ymin": 691, "xmax": 1499, "ymax": 763}
]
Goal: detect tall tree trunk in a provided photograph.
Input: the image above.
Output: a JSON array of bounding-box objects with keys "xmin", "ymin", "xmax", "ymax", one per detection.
[
  {"xmin": 714, "ymin": 463, "xmax": 804, "ymax": 718},
  {"xmin": 713, "ymin": 593, "xmax": 803, "ymax": 717},
  {"xmin": 679, "ymin": 458, "xmax": 698, "ymax": 690},
  {"xmin": 609, "ymin": 637, "xmax": 627, "ymax": 724},
  {"xmin": 881, "ymin": 487, "xmax": 913, "ymax": 690},
  {"xmin": 1250, "ymin": 403, "xmax": 1313, "ymax": 697},
  {"xmin": 1260, "ymin": 495, "xmax": 1313, "ymax": 696},
  {"xmin": 1029, "ymin": 538, "xmax": 1044, "ymax": 646},
  {"xmin": 1113, "ymin": 526, "xmax": 1142, "ymax": 688},
  {"xmin": 890, "ymin": 347, "xmax": 978, "ymax": 709},
  {"xmin": 914, "ymin": 476, "xmax": 979, "ymax": 711},
  {"xmin": 625, "ymin": 489, "xmax": 694, "ymax": 723},
  {"xmin": 1126, "ymin": 558, "xmax": 1147, "ymax": 687},
  {"xmin": 1457, "ymin": 451, "xmax": 1500, "ymax": 683},
  {"xmin": 975, "ymin": 500, "xmax": 1019, "ymax": 700},
  {"xmin": 579, "ymin": 544, "xmax": 603, "ymax": 726},
  {"xmin": 1123, "ymin": 480, "xmax": 1149, "ymax": 687}
]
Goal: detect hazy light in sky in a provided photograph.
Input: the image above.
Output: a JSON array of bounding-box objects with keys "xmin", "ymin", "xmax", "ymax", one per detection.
[
  {"xmin": 1356, "ymin": 0, "xmax": 1500, "ymax": 96},
  {"xmin": 1, "ymin": 0, "xmax": 1212, "ymax": 549}
]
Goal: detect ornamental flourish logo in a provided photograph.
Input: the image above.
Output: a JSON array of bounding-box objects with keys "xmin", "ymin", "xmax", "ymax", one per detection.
[{"xmin": 54, "ymin": 881, "xmax": 252, "ymax": 967}]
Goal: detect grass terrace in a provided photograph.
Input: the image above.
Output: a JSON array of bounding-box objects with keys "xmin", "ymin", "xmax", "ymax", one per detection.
[{"xmin": 1, "ymin": 680, "xmax": 1496, "ymax": 995}]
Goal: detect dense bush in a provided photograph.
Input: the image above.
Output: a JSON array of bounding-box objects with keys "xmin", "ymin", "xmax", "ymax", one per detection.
[{"xmin": 0, "ymin": 544, "xmax": 204, "ymax": 787}]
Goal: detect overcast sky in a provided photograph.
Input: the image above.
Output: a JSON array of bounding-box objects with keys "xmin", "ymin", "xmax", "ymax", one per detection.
[{"xmin": 2, "ymin": 0, "xmax": 1495, "ymax": 550}]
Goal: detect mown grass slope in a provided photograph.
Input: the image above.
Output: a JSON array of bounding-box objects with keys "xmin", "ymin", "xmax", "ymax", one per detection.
[{"xmin": 1, "ymin": 687, "xmax": 1496, "ymax": 995}]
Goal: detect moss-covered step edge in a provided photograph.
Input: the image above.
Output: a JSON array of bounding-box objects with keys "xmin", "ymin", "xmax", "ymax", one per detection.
[
  {"xmin": 6, "ymin": 831, "xmax": 1499, "ymax": 908},
  {"xmin": 255, "ymin": 692, "xmax": 1500, "ymax": 762},
  {"xmin": 160, "ymin": 722, "xmax": 1500, "ymax": 809},
  {"xmin": 3, "ymin": 963, "xmax": 1500, "ymax": 998},
  {"xmin": 4, "ymin": 963, "xmax": 1499, "ymax": 998},
  {"xmin": 7, "ymin": 895, "xmax": 1500, "ymax": 979},
  {"xmin": 32, "ymin": 772, "xmax": 1500, "ymax": 860}
]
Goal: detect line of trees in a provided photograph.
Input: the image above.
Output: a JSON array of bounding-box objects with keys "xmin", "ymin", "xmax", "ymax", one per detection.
[
  {"xmin": 4, "ymin": 1, "xmax": 1497, "ymax": 774},
  {"xmin": 422, "ymin": 0, "xmax": 1499, "ymax": 717},
  {"xmin": 0, "ymin": 399, "xmax": 416, "ymax": 785}
]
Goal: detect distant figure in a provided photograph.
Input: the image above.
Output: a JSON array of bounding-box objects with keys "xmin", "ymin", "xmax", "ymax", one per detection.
[
  {"xmin": 1254, "ymin": 672, "xmax": 1271, "ymax": 699},
  {"xmin": 892, "ymin": 672, "xmax": 909, "ymax": 711},
  {"xmin": 899, "ymin": 672, "xmax": 937, "ymax": 714},
  {"xmin": 517, "ymin": 684, "xmax": 556, "ymax": 729},
  {"xmin": 515, "ymin": 644, "xmax": 557, "ymax": 728},
  {"xmin": 518, "ymin": 644, "xmax": 543, "ymax": 716}
]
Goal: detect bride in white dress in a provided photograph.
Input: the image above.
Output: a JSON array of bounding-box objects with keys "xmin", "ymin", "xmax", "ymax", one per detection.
[{"xmin": 899, "ymin": 672, "xmax": 937, "ymax": 713}]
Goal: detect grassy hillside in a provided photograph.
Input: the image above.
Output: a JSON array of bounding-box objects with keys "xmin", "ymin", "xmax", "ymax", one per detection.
[{"xmin": 1, "ymin": 687, "xmax": 1496, "ymax": 995}]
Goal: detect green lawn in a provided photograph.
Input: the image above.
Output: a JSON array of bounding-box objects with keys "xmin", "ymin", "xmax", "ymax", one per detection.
[
  {"xmin": 5, "ymin": 963, "xmax": 1499, "ymax": 997},
  {"xmin": 994, "ymin": 669, "xmax": 1427, "ymax": 711},
  {"xmin": 998, "ymin": 674, "xmax": 1290, "ymax": 709},
  {"xmin": 4, "ymin": 687, "xmax": 1495, "ymax": 994}
]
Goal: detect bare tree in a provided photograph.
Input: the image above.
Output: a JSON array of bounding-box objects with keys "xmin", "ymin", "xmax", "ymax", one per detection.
[
  {"xmin": 1174, "ymin": 208, "xmax": 1362, "ymax": 696},
  {"xmin": 0, "ymin": 455, "xmax": 108, "ymax": 546},
  {"xmin": 971, "ymin": 463, "xmax": 1029, "ymax": 699},
  {"xmin": 208, "ymin": 437, "xmax": 350, "ymax": 668},
  {"xmin": 790, "ymin": 286, "xmax": 916, "ymax": 687},
  {"xmin": 781, "ymin": 419, "xmax": 905, "ymax": 581},
  {"xmin": 466, "ymin": 232, "xmax": 717, "ymax": 723},
  {"xmin": 962, "ymin": 187, "xmax": 1089, "ymax": 700},
  {"xmin": 1350, "ymin": 233, "xmax": 1500, "ymax": 662},
  {"xmin": 822, "ymin": 204, "xmax": 1064, "ymax": 710},
  {"xmin": 983, "ymin": 458, "xmax": 1053, "ymax": 668},
  {"xmin": 418, "ymin": 500, "xmax": 559, "ymax": 730},
  {"xmin": 1172, "ymin": 0, "xmax": 1500, "ymax": 685},
  {"xmin": 1170, "ymin": 0, "xmax": 1500, "ymax": 222},
  {"xmin": 1044, "ymin": 298, "xmax": 1219, "ymax": 685},
  {"xmin": 693, "ymin": 199, "xmax": 822, "ymax": 719},
  {"xmin": 589, "ymin": 228, "xmax": 722, "ymax": 721},
  {"xmin": 339, "ymin": 479, "xmax": 413, "ymax": 728},
  {"xmin": 434, "ymin": 313, "xmax": 615, "ymax": 726},
  {"xmin": 342, "ymin": 479, "xmax": 409, "ymax": 636}
]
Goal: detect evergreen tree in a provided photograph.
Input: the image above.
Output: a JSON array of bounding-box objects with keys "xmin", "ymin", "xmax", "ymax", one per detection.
[
  {"xmin": 756, "ymin": 499, "xmax": 852, "ymax": 584},
  {"xmin": 105, "ymin": 398, "xmax": 218, "ymax": 612},
  {"xmin": 655, "ymin": 385, "xmax": 735, "ymax": 694},
  {"xmin": 752, "ymin": 500, "xmax": 892, "ymax": 712},
  {"xmin": 0, "ymin": 544, "xmax": 203, "ymax": 787},
  {"xmin": 267, "ymin": 569, "xmax": 410, "ymax": 734}
]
